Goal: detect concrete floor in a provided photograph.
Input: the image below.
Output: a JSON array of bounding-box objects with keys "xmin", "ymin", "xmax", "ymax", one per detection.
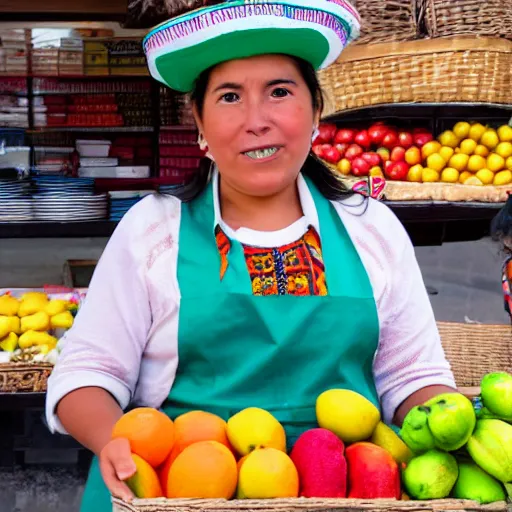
[{"xmin": 0, "ymin": 235, "xmax": 508, "ymax": 511}]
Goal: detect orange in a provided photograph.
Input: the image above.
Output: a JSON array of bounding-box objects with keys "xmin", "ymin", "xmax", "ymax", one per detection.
[
  {"xmin": 167, "ymin": 440, "xmax": 238, "ymax": 499},
  {"xmin": 126, "ymin": 454, "xmax": 164, "ymax": 499},
  {"xmin": 112, "ymin": 408, "xmax": 175, "ymax": 468}
]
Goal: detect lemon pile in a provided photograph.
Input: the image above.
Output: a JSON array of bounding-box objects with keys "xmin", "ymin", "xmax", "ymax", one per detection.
[{"xmin": 408, "ymin": 122, "xmax": 512, "ymax": 186}]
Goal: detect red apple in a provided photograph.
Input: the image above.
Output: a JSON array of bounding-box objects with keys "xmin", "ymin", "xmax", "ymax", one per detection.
[
  {"xmin": 376, "ymin": 147, "xmax": 390, "ymax": 162},
  {"xmin": 351, "ymin": 157, "xmax": 371, "ymax": 177},
  {"xmin": 382, "ymin": 130, "xmax": 399, "ymax": 149},
  {"xmin": 390, "ymin": 146, "xmax": 406, "ymax": 162},
  {"xmin": 384, "ymin": 160, "xmax": 394, "ymax": 173},
  {"xmin": 354, "ymin": 130, "xmax": 371, "ymax": 149},
  {"xmin": 368, "ymin": 122, "xmax": 388, "ymax": 146},
  {"xmin": 398, "ymin": 131, "xmax": 413, "ymax": 149},
  {"xmin": 345, "ymin": 144, "xmax": 363, "ymax": 161},
  {"xmin": 405, "ymin": 146, "xmax": 421, "ymax": 165},
  {"xmin": 322, "ymin": 145, "xmax": 341, "ymax": 164},
  {"xmin": 314, "ymin": 123, "xmax": 337, "ymax": 144},
  {"xmin": 361, "ymin": 152, "xmax": 381, "ymax": 167},
  {"xmin": 312, "ymin": 144, "xmax": 332, "ymax": 159},
  {"xmin": 334, "ymin": 128, "xmax": 355, "ymax": 145},
  {"xmin": 335, "ymin": 143, "xmax": 349, "ymax": 158},
  {"xmin": 386, "ymin": 161, "xmax": 409, "ymax": 181},
  {"xmin": 414, "ymin": 132, "xmax": 434, "ymax": 147}
]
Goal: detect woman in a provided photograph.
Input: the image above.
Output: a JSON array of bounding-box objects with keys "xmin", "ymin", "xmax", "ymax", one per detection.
[{"xmin": 45, "ymin": 0, "xmax": 457, "ymax": 509}]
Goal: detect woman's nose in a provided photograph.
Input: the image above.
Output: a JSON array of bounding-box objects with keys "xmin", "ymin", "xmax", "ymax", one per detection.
[{"xmin": 244, "ymin": 99, "xmax": 271, "ymax": 136}]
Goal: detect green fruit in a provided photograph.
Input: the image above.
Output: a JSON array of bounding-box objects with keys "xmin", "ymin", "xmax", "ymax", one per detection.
[
  {"xmin": 467, "ymin": 419, "xmax": 512, "ymax": 483},
  {"xmin": 400, "ymin": 406, "xmax": 436, "ymax": 454},
  {"xmin": 452, "ymin": 462, "xmax": 506, "ymax": 504},
  {"xmin": 481, "ymin": 372, "xmax": 512, "ymax": 422},
  {"xmin": 403, "ymin": 450, "xmax": 458, "ymax": 499}
]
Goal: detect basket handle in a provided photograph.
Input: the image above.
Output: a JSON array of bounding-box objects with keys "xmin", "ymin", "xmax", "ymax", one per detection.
[{"xmin": 111, "ymin": 497, "xmax": 139, "ymax": 512}]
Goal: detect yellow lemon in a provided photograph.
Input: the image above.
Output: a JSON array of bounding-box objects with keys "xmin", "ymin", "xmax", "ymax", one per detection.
[
  {"xmin": 422, "ymin": 168, "xmax": 440, "ymax": 183},
  {"xmin": 453, "ymin": 121, "xmax": 471, "ymax": 139},
  {"xmin": 448, "ymin": 153, "xmax": 469, "ymax": 171},
  {"xmin": 439, "ymin": 146, "xmax": 455, "ymax": 162},
  {"xmin": 465, "ymin": 176, "xmax": 484, "ymax": 186},
  {"xmin": 441, "ymin": 168, "xmax": 459, "ymax": 183},
  {"xmin": 475, "ymin": 169, "xmax": 494, "ymax": 185},
  {"xmin": 480, "ymin": 129, "xmax": 500, "ymax": 150},
  {"xmin": 474, "ymin": 144, "xmax": 490, "ymax": 157},
  {"xmin": 407, "ymin": 164, "xmax": 423, "ymax": 182},
  {"xmin": 421, "ymin": 141, "xmax": 442, "ymax": 160},
  {"xmin": 487, "ymin": 153, "xmax": 505, "ymax": 172},
  {"xmin": 438, "ymin": 130, "xmax": 459, "ymax": 148},
  {"xmin": 494, "ymin": 170, "xmax": 512, "ymax": 186},
  {"xmin": 467, "ymin": 155, "xmax": 487, "ymax": 172},
  {"xmin": 459, "ymin": 171, "xmax": 473, "ymax": 184},
  {"xmin": 498, "ymin": 125, "xmax": 512, "ymax": 142},
  {"xmin": 469, "ymin": 123, "xmax": 487, "ymax": 142},
  {"xmin": 507, "ymin": 156, "xmax": 512, "ymax": 171},
  {"xmin": 496, "ymin": 142, "xmax": 512, "ymax": 159},
  {"xmin": 459, "ymin": 139, "xmax": 477, "ymax": 155},
  {"xmin": 426, "ymin": 153, "xmax": 446, "ymax": 172}
]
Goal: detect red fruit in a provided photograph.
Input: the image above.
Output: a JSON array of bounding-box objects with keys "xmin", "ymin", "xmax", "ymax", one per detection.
[
  {"xmin": 290, "ymin": 428, "xmax": 347, "ymax": 498},
  {"xmin": 413, "ymin": 127, "xmax": 431, "ymax": 135},
  {"xmin": 312, "ymin": 145, "xmax": 324, "ymax": 158},
  {"xmin": 322, "ymin": 145, "xmax": 341, "ymax": 164},
  {"xmin": 335, "ymin": 143, "xmax": 348, "ymax": 158},
  {"xmin": 354, "ymin": 130, "xmax": 371, "ymax": 149},
  {"xmin": 334, "ymin": 129, "xmax": 355, "ymax": 145},
  {"xmin": 405, "ymin": 146, "xmax": 421, "ymax": 165},
  {"xmin": 376, "ymin": 147, "xmax": 390, "ymax": 162},
  {"xmin": 351, "ymin": 157, "xmax": 371, "ymax": 177},
  {"xmin": 368, "ymin": 123, "xmax": 388, "ymax": 146},
  {"xmin": 382, "ymin": 130, "xmax": 399, "ymax": 149},
  {"xmin": 390, "ymin": 146, "xmax": 406, "ymax": 162},
  {"xmin": 398, "ymin": 131, "xmax": 414, "ymax": 149},
  {"xmin": 384, "ymin": 160, "xmax": 393, "ymax": 173},
  {"xmin": 315, "ymin": 123, "xmax": 337, "ymax": 144},
  {"xmin": 386, "ymin": 161, "xmax": 409, "ymax": 181},
  {"xmin": 346, "ymin": 442, "xmax": 401, "ymax": 499},
  {"xmin": 413, "ymin": 132, "xmax": 434, "ymax": 147},
  {"xmin": 345, "ymin": 144, "xmax": 363, "ymax": 161},
  {"xmin": 361, "ymin": 152, "xmax": 381, "ymax": 167}
]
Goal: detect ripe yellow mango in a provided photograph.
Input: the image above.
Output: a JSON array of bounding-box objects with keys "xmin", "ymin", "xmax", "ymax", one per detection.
[
  {"xmin": 18, "ymin": 330, "xmax": 57, "ymax": 349},
  {"xmin": 50, "ymin": 311, "xmax": 74, "ymax": 330},
  {"xmin": 45, "ymin": 299, "xmax": 70, "ymax": 317},
  {"xmin": 18, "ymin": 295, "xmax": 49, "ymax": 317},
  {"xmin": 20, "ymin": 311, "xmax": 50, "ymax": 333},
  {"xmin": 0, "ymin": 295, "xmax": 19, "ymax": 316},
  {"xmin": 0, "ymin": 332, "xmax": 18, "ymax": 352}
]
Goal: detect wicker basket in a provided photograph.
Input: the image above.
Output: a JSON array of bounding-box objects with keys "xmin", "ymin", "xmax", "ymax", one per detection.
[
  {"xmin": 350, "ymin": 0, "xmax": 420, "ymax": 45},
  {"xmin": 319, "ymin": 37, "xmax": 512, "ymax": 116},
  {"xmin": 422, "ymin": 0, "xmax": 512, "ymax": 40},
  {"xmin": 0, "ymin": 362, "xmax": 53, "ymax": 393}
]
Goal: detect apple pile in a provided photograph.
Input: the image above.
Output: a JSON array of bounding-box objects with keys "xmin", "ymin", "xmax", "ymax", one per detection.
[{"xmin": 313, "ymin": 122, "xmax": 433, "ymax": 181}]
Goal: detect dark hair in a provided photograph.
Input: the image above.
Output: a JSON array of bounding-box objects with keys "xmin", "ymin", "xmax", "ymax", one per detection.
[
  {"xmin": 491, "ymin": 194, "xmax": 512, "ymax": 254},
  {"xmin": 169, "ymin": 55, "xmax": 354, "ymax": 203}
]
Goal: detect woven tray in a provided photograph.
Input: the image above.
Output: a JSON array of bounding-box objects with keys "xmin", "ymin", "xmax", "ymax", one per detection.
[
  {"xmin": 422, "ymin": 0, "xmax": 512, "ymax": 40},
  {"xmin": 319, "ymin": 37, "xmax": 512, "ymax": 116},
  {"xmin": 112, "ymin": 497, "xmax": 509, "ymax": 512},
  {"xmin": 0, "ymin": 362, "xmax": 53, "ymax": 393}
]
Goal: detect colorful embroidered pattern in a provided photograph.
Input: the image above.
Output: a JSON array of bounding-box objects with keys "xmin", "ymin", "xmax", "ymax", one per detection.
[
  {"xmin": 502, "ymin": 256, "xmax": 512, "ymax": 321},
  {"xmin": 215, "ymin": 225, "xmax": 327, "ymax": 296}
]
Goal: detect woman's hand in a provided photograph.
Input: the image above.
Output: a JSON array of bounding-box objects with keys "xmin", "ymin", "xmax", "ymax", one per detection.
[{"xmin": 99, "ymin": 437, "xmax": 137, "ymax": 502}]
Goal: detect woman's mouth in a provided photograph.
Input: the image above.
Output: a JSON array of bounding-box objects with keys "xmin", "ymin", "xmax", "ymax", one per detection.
[{"xmin": 243, "ymin": 147, "xmax": 280, "ymax": 160}]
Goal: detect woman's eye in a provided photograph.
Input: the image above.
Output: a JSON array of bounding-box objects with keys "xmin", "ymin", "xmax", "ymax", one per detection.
[
  {"xmin": 271, "ymin": 87, "xmax": 290, "ymax": 98},
  {"xmin": 221, "ymin": 92, "xmax": 239, "ymax": 103}
]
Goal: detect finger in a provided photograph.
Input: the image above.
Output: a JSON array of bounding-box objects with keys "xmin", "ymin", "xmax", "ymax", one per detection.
[
  {"xmin": 100, "ymin": 456, "xmax": 135, "ymax": 502},
  {"xmin": 109, "ymin": 439, "xmax": 137, "ymax": 480}
]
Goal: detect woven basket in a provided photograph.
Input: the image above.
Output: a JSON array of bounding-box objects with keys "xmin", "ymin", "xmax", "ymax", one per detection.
[
  {"xmin": 0, "ymin": 362, "xmax": 53, "ymax": 393},
  {"xmin": 319, "ymin": 37, "xmax": 512, "ymax": 116},
  {"xmin": 423, "ymin": 0, "xmax": 512, "ymax": 40},
  {"xmin": 349, "ymin": 0, "xmax": 420, "ymax": 45}
]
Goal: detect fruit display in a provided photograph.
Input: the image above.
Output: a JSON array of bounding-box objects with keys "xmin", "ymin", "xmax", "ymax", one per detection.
[
  {"xmin": 111, "ymin": 372, "xmax": 512, "ymax": 506},
  {"xmin": 0, "ymin": 288, "xmax": 80, "ymax": 364},
  {"xmin": 313, "ymin": 121, "xmax": 512, "ymax": 202}
]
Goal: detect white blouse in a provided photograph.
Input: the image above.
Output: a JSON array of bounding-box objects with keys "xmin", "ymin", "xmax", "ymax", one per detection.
[{"xmin": 45, "ymin": 172, "xmax": 456, "ymax": 434}]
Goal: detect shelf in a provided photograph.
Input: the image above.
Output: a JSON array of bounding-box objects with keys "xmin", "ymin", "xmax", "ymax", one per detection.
[
  {"xmin": 28, "ymin": 126, "xmax": 154, "ymax": 133},
  {"xmin": 0, "ymin": 221, "xmax": 118, "ymax": 238}
]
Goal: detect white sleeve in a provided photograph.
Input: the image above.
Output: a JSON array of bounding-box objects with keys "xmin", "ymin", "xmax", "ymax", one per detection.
[
  {"xmin": 372, "ymin": 210, "xmax": 456, "ymax": 424},
  {"xmin": 45, "ymin": 204, "xmax": 152, "ymax": 435}
]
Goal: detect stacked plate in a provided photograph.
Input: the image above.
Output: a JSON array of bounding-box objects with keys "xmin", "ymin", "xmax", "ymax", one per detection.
[
  {"xmin": 31, "ymin": 176, "xmax": 108, "ymax": 222},
  {"xmin": 0, "ymin": 179, "xmax": 33, "ymax": 222},
  {"xmin": 108, "ymin": 191, "xmax": 153, "ymax": 221}
]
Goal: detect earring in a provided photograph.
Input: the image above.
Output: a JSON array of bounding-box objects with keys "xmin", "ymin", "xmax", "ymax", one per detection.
[
  {"xmin": 312, "ymin": 126, "xmax": 320, "ymax": 143},
  {"xmin": 197, "ymin": 133, "xmax": 215, "ymax": 162}
]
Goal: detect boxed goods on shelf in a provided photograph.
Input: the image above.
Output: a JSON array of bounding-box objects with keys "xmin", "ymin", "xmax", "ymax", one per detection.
[{"xmin": 0, "ymin": 29, "xmax": 30, "ymax": 76}]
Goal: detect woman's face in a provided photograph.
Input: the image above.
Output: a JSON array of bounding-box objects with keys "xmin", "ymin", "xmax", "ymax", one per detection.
[{"xmin": 194, "ymin": 54, "xmax": 320, "ymax": 197}]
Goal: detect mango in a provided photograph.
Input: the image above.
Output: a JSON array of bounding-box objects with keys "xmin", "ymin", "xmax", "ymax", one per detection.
[
  {"xmin": 0, "ymin": 332, "xmax": 18, "ymax": 352},
  {"xmin": 452, "ymin": 461, "xmax": 506, "ymax": 504},
  {"xmin": 0, "ymin": 295, "xmax": 19, "ymax": 316},
  {"xmin": 8, "ymin": 316, "xmax": 20, "ymax": 335},
  {"xmin": 19, "ymin": 330, "xmax": 57, "ymax": 349},
  {"xmin": 227, "ymin": 407, "xmax": 286, "ymax": 456},
  {"xmin": 371, "ymin": 422, "xmax": 413, "ymax": 464},
  {"xmin": 481, "ymin": 372, "xmax": 512, "ymax": 422},
  {"xmin": 316, "ymin": 389, "xmax": 380, "ymax": 443},
  {"xmin": 345, "ymin": 442, "xmax": 401, "ymax": 499},
  {"xmin": 45, "ymin": 299, "xmax": 70, "ymax": 317},
  {"xmin": 403, "ymin": 450, "xmax": 458, "ymax": 499},
  {"xmin": 467, "ymin": 419, "xmax": 512, "ymax": 483},
  {"xmin": 237, "ymin": 447, "xmax": 299, "ymax": 499},
  {"xmin": 125, "ymin": 454, "xmax": 163, "ymax": 499},
  {"xmin": 50, "ymin": 311, "xmax": 74, "ymax": 330},
  {"xmin": 290, "ymin": 428, "xmax": 346, "ymax": 498},
  {"xmin": 400, "ymin": 406, "xmax": 436, "ymax": 453},
  {"xmin": 21, "ymin": 311, "xmax": 50, "ymax": 333},
  {"xmin": 18, "ymin": 295, "xmax": 48, "ymax": 317},
  {"xmin": 0, "ymin": 316, "xmax": 11, "ymax": 339}
]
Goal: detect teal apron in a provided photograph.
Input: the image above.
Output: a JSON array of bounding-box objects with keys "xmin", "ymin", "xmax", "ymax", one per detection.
[{"xmin": 80, "ymin": 176, "xmax": 380, "ymax": 511}]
